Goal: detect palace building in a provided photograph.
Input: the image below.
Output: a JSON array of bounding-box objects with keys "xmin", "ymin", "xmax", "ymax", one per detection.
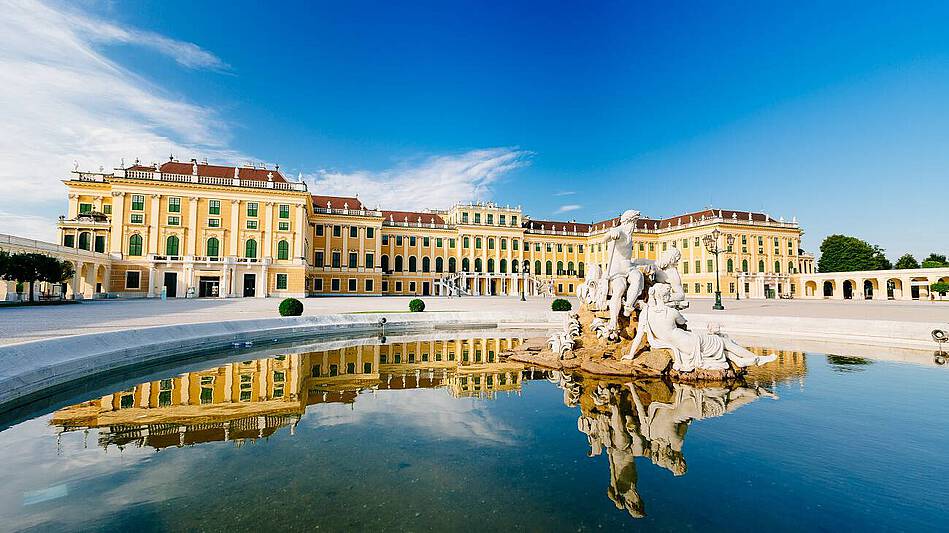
[{"xmin": 55, "ymin": 159, "xmax": 811, "ymax": 300}]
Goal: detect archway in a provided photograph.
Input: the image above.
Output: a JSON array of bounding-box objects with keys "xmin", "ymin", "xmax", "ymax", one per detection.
[
  {"xmin": 823, "ymin": 280, "xmax": 835, "ymax": 298},
  {"xmin": 863, "ymin": 280, "xmax": 874, "ymax": 300},
  {"xmin": 842, "ymin": 280, "xmax": 855, "ymax": 300},
  {"xmin": 911, "ymin": 277, "xmax": 930, "ymax": 300},
  {"xmin": 805, "ymin": 280, "xmax": 817, "ymax": 297},
  {"xmin": 886, "ymin": 278, "xmax": 902, "ymax": 299},
  {"xmin": 95, "ymin": 265, "xmax": 108, "ymax": 295}
]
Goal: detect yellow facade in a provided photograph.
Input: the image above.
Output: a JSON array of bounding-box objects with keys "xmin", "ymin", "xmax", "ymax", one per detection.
[{"xmin": 57, "ymin": 161, "xmax": 807, "ymax": 299}]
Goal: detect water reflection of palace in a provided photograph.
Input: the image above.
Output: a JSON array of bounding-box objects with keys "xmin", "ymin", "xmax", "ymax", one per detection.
[
  {"xmin": 51, "ymin": 334, "xmax": 532, "ymax": 450},
  {"xmin": 553, "ymin": 350, "xmax": 807, "ymax": 519}
]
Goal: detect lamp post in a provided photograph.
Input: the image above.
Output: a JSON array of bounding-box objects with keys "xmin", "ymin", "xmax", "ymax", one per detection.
[
  {"xmin": 703, "ymin": 229, "xmax": 734, "ymax": 311},
  {"xmin": 521, "ymin": 260, "xmax": 529, "ymax": 301}
]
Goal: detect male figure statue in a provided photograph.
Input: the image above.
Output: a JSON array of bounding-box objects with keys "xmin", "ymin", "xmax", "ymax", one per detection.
[{"xmin": 603, "ymin": 210, "xmax": 643, "ymax": 340}]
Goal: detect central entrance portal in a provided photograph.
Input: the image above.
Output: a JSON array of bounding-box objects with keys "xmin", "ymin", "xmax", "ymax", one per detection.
[
  {"xmin": 243, "ymin": 274, "xmax": 256, "ymax": 297},
  {"xmin": 198, "ymin": 276, "xmax": 220, "ymax": 298}
]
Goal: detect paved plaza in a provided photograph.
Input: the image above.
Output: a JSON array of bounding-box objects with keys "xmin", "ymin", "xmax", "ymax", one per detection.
[{"xmin": 2, "ymin": 296, "xmax": 948, "ymax": 346}]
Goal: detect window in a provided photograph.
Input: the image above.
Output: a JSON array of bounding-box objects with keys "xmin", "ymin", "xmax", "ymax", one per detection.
[
  {"xmin": 557, "ymin": 243, "xmax": 563, "ymax": 253},
  {"xmin": 463, "ymin": 236, "xmax": 470, "ymax": 248},
  {"xmin": 423, "ymin": 257, "xmax": 431, "ymax": 272},
  {"xmin": 166, "ymin": 235, "xmax": 179, "ymax": 256},
  {"xmin": 449, "ymin": 238, "xmax": 456, "ymax": 248},
  {"xmin": 277, "ymin": 240, "xmax": 290, "ymax": 260},
  {"xmin": 742, "ymin": 259, "xmax": 749, "ymax": 272},
  {"xmin": 348, "ymin": 278, "xmax": 357, "ymax": 292},
  {"xmin": 396, "ymin": 235, "xmax": 403, "ymax": 246},
  {"xmin": 365, "ymin": 279, "xmax": 374, "ymax": 292},
  {"xmin": 474, "ymin": 213, "xmax": 481, "ymax": 224},
  {"xmin": 315, "ymin": 251, "xmax": 324, "ymax": 267},
  {"xmin": 79, "ymin": 203, "xmax": 92, "ymax": 213},
  {"xmin": 707, "ymin": 259, "xmax": 713, "ymax": 272},
  {"xmin": 349, "ymin": 251, "xmax": 358, "ymax": 268},
  {"xmin": 695, "ymin": 283, "xmax": 701, "ymax": 293},
  {"xmin": 206, "ymin": 237, "xmax": 220, "ymax": 257},
  {"xmin": 487, "ymin": 213, "xmax": 494, "ymax": 224},
  {"xmin": 775, "ymin": 261, "xmax": 781, "ymax": 273},
  {"xmin": 125, "ymin": 270, "xmax": 141, "ymax": 289},
  {"xmin": 276, "ymin": 273, "xmax": 288, "ymax": 290},
  {"xmin": 488, "ymin": 238, "xmax": 495, "ymax": 250},
  {"xmin": 365, "ymin": 253, "xmax": 374, "ymax": 268},
  {"xmin": 168, "ymin": 216, "xmax": 180, "ymax": 226},
  {"xmin": 682, "ymin": 238, "xmax": 688, "ymax": 249},
  {"xmin": 246, "ymin": 220, "xmax": 258, "ymax": 229},
  {"xmin": 682, "ymin": 262, "xmax": 689, "ymax": 274},
  {"xmin": 208, "ymin": 199, "xmax": 220, "ymax": 215},
  {"xmin": 758, "ymin": 260, "xmax": 765, "ymax": 272},
  {"xmin": 499, "ymin": 215, "xmax": 506, "ymax": 225},
  {"xmin": 726, "ymin": 259, "xmax": 734, "ymax": 273},
  {"xmin": 410, "ymin": 236, "xmax": 417, "ymax": 246},
  {"xmin": 409, "ymin": 256, "xmax": 417, "ymax": 272},
  {"xmin": 166, "ymin": 197, "xmax": 181, "ymax": 213},
  {"xmin": 366, "ymin": 227, "xmax": 375, "ymax": 239},
  {"xmin": 707, "ymin": 282, "xmax": 714, "ymax": 293},
  {"xmin": 333, "ymin": 225, "xmax": 342, "ymax": 237},
  {"xmin": 94, "ymin": 235, "xmax": 105, "ymax": 253},
  {"xmin": 103, "ymin": 204, "xmax": 111, "ymax": 215},
  {"xmin": 462, "ymin": 212, "xmax": 469, "ymax": 223},
  {"xmin": 131, "ymin": 194, "xmax": 144, "ymax": 211},
  {"xmin": 314, "ymin": 278, "xmax": 324, "ymax": 291},
  {"xmin": 729, "ymin": 282, "xmax": 735, "ymax": 293},
  {"xmin": 128, "ymin": 234, "xmax": 143, "ymax": 256},
  {"xmin": 246, "ymin": 202, "xmax": 258, "ymax": 217},
  {"xmin": 332, "ymin": 251, "xmax": 341, "ymax": 268},
  {"xmin": 279, "ymin": 204, "xmax": 290, "ymax": 219},
  {"xmin": 511, "ymin": 216, "xmax": 518, "ymax": 226},
  {"xmin": 332, "ymin": 278, "xmax": 341, "ymax": 291},
  {"xmin": 512, "ymin": 239, "xmax": 519, "ymax": 251},
  {"xmin": 422, "ymin": 236, "xmax": 429, "ymax": 247},
  {"xmin": 316, "ymin": 225, "xmax": 324, "ymax": 236},
  {"xmin": 695, "ymin": 260, "xmax": 701, "ymax": 273},
  {"xmin": 208, "ymin": 218, "xmax": 220, "ymax": 228},
  {"xmin": 130, "ymin": 214, "xmax": 144, "ymax": 224},
  {"xmin": 278, "ymin": 222, "xmax": 290, "ymax": 231},
  {"xmin": 350, "ymin": 226, "xmax": 358, "ymax": 238},
  {"xmin": 245, "ymin": 239, "xmax": 257, "ymax": 258}
]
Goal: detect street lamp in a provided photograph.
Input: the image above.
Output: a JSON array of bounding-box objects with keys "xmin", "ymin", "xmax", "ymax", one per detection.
[
  {"xmin": 703, "ymin": 229, "xmax": 734, "ymax": 311},
  {"xmin": 521, "ymin": 259, "xmax": 529, "ymax": 301}
]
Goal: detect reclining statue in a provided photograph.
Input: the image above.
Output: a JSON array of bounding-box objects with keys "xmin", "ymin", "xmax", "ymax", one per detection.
[{"xmin": 625, "ymin": 283, "xmax": 777, "ymax": 371}]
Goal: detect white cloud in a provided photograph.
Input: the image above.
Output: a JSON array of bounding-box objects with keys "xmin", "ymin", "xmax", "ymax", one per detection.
[
  {"xmin": 306, "ymin": 148, "xmax": 532, "ymax": 210},
  {"xmin": 554, "ymin": 191, "xmax": 576, "ymax": 196},
  {"xmin": 556, "ymin": 204, "xmax": 582, "ymax": 213},
  {"xmin": 0, "ymin": 0, "xmax": 245, "ymax": 240}
]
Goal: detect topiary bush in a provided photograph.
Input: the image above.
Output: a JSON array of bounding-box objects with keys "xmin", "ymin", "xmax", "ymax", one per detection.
[
  {"xmin": 551, "ymin": 298, "xmax": 572, "ymax": 311},
  {"xmin": 409, "ymin": 298, "xmax": 426, "ymax": 312},
  {"xmin": 279, "ymin": 297, "xmax": 304, "ymax": 316}
]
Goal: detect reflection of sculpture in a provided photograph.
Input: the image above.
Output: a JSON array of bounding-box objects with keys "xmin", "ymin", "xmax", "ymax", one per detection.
[
  {"xmin": 627, "ymin": 284, "xmax": 777, "ymax": 371},
  {"xmin": 568, "ymin": 377, "xmax": 776, "ymax": 519}
]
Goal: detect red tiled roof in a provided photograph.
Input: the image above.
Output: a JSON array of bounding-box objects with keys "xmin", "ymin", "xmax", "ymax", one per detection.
[
  {"xmin": 312, "ymin": 195, "xmax": 363, "ymax": 210},
  {"xmin": 655, "ymin": 208, "xmax": 774, "ymax": 229},
  {"xmin": 589, "ymin": 216, "xmax": 659, "ymax": 232},
  {"xmin": 382, "ymin": 210, "xmax": 445, "ymax": 225},
  {"xmin": 157, "ymin": 161, "xmax": 288, "ymax": 183},
  {"xmin": 524, "ymin": 219, "xmax": 592, "ymax": 233}
]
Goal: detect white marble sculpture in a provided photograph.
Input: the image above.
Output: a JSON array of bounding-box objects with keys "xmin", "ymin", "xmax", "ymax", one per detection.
[{"xmin": 624, "ymin": 283, "xmax": 777, "ymax": 371}]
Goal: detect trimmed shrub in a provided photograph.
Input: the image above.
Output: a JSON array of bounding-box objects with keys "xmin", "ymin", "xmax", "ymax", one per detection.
[
  {"xmin": 551, "ymin": 298, "xmax": 572, "ymax": 311},
  {"xmin": 279, "ymin": 297, "xmax": 304, "ymax": 316},
  {"xmin": 409, "ymin": 298, "xmax": 426, "ymax": 312}
]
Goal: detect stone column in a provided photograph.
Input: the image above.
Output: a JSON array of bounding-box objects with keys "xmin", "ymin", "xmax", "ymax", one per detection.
[
  {"xmin": 264, "ymin": 202, "xmax": 275, "ymax": 259},
  {"xmin": 109, "ymin": 192, "xmax": 126, "ymax": 255},
  {"xmin": 294, "ymin": 204, "xmax": 306, "ymax": 259},
  {"xmin": 147, "ymin": 266, "xmax": 157, "ymax": 298},
  {"xmin": 230, "ymin": 200, "xmax": 241, "ymax": 256},
  {"xmin": 147, "ymin": 194, "xmax": 161, "ymax": 255},
  {"xmin": 71, "ymin": 261, "xmax": 83, "ymax": 299},
  {"xmin": 187, "ymin": 196, "xmax": 199, "ymax": 256}
]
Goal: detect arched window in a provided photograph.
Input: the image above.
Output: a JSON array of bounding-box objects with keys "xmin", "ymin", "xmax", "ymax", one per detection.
[
  {"xmin": 774, "ymin": 261, "xmax": 781, "ymax": 273},
  {"xmin": 567, "ymin": 261, "xmax": 574, "ymax": 276},
  {"xmin": 395, "ymin": 255, "xmax": 404, "ymax": 272},
  {"xmin": 487, "ymin": 258, "xmax": 495, "ymax": 273},
  {"xmin": 461, "ymin": 258, "xmax": 470, "ymax": 272},
  {"xmin": 726, "ymin": 258, "xmax": 733, "ymax": 273},
  {"xmin": 742, "ymin": 259, "xmax": 748, "ymax": 272},
  {"xmin": 789, "ymin": 261, "xmax": 795, "ymax": 274},
  {"xmin": 244, "ymin": 239, "xmax": 256, "ymax": 258},
  {"xmin": 435, "ymin": 257, "xmax": 444, "ymax": 273},
  {"xmin": 500, "ymin": 259, "xmax": 507, "ymax": 273},
  {"xmin": 206, "ymin": 237, "xmax": 219, "ymax": 258},
  {"xmin": 758, "ymin": 260, "xmax": 765, "ymax": 273},
  {"xmin": 409, "ymin": 256, "xmax": 417, "ymax": 272},
  {"xmin": 381, "ymin": 255, "xmax": 390, "ymax": 272},
  {"xmin": 128, "ymin": 234, "xmax": 143, "ymax": 256},
  {"xmin": 556, "ymin": 261, "xmax": 563, "ymax": 275},
  {"xmin": 578, "ymin": 262, "xmax": 585, "ymax": 278},
  {"xmin": 422, "ymin": 257, "xmax": 431, "ymax": 272},
  {"xmin": 534, "ymin": 260, "xmax": 541, "ymax": 275},
  {"xmin": 78, "ymin": 232, "xmax": 91, "ymax": 251},
  {"xmin": 546, "ymin": 261, "xmax": 553, "ymax": 276},
  {"xmin": 166, "ymin": 235, "xmax": 180, "ymax": 256},
  {"xmin": 475, "ymin": 258, "xmax": 483, "ymax": 272},
  {"xmin": 511, "ymin": 260, "xmax": 518, "ymax": 273},
  {"xmin": 277, "ymin": 240, "xmax": 289, "ymax": 260},
  {"xmin": 449, "ymin": 257, "xmax": 457, "ymax": 273}
]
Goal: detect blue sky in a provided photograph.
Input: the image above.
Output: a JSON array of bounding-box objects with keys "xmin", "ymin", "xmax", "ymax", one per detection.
[{"xmin": 2, "ymin": 0, "xmax": 948, "ymax": 259}]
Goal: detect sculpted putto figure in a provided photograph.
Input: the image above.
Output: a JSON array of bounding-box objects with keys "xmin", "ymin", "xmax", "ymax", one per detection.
[{"xmin": 626, "ymin": 283, "xmax": 777, "ymax": 371}]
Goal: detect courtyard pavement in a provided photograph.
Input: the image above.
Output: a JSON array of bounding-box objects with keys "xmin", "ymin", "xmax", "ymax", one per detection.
[{"xmin": 1, "ymin": 296, "xmax": 948, "ymax": 346}]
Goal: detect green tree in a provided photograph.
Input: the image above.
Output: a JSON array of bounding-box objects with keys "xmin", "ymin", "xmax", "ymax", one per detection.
[
  {"xmin": 0, "ymin": 253, "xmax": 74, "ymax": 302},
  {"xmin": 817, "ymin": 235, "xmax": 891, "ymax": 273},
  {"xmin": 931, "ymin": 281, "xmax": 949, "ymax": 296},
  {"xmin": 0, "ymin": 250, "xmax": 9, "ymax": 279},
  {"xmin": 921, "ymin": 253, "xmax": 948, "ymax": 268},
  {"xmin": 894, "ymin": 253, "xmax": 919, "ymax": 269}
]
